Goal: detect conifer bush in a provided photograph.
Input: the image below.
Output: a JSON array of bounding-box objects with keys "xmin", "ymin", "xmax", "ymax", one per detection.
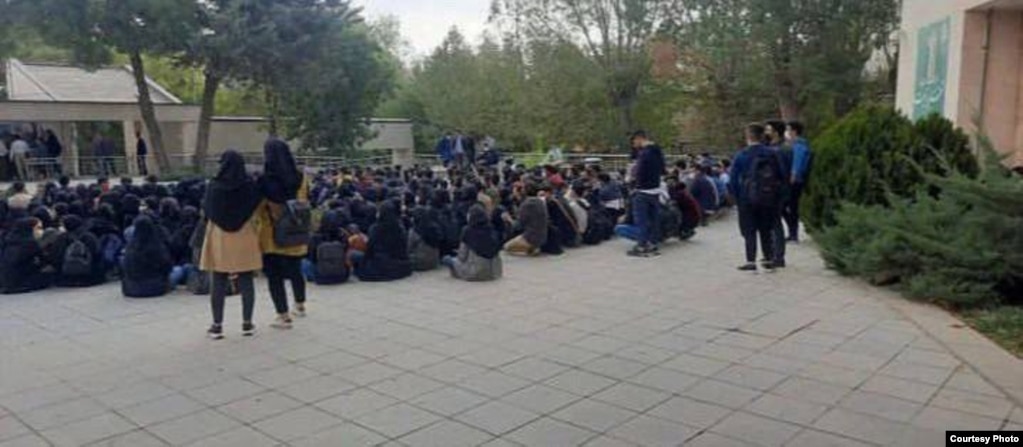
[
  {"xmin": 816, "ymin": 135, "xmax": 1023, "ymax": 308},
  {"xmin": 802, "ymin": 106, "xmax": 976, "ymax": 231}
]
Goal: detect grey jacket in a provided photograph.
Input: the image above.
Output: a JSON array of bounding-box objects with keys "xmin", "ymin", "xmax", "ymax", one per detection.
[
  {"xmin": 451, "ymin": 243, "xmax": 502, "ymax": 282},
  {"xmin": 518, "ymin": 197, "xmax": 548, "ymax": 247},
  {"xmin": 408, "ymin": 228, "xmax": 440, "ymax": 271}
]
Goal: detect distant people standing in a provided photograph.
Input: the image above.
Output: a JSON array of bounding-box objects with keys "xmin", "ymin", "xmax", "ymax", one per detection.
[
  {"xmin": 43, "ymin": 129, "xmax": 63, "ymax": 176},
  {"xmin": 464, "ymin": 134, "xmax": 477, "ymax": 168},
  {"xmin": 10, "ymin": 134, "xmax": 30, "ymax": 181},
  {"xmin": 0, "ymin": 135, "xmax": 10, "ymax": 181},
  {"xmin": 435, "ymin": 133, "xmax": 454, "ymax": 167},
  {"xmin": 201, "ymin": 150, "xmax": 263, "ymax": 339},
  {"xmin": 627, "ymin": 130, "xmax": 666, "ymax": 258},
  {"xmin": 452, "ymin": 131, "xmax": 467, "ymax": 168},
  {"xmin": 785, "ymin": 121, "xmax": 812, "ymax": 243},
  {"xmin": 730, "ymin": 123, "xmax": 786, "ymax": 272},
  {"xmin": 93, "ymin": 133, "xmax": 116, "ymax": 176},
  {"xmin": 136, "ymin": 132, "xmax": 149, "ymax": 176}
]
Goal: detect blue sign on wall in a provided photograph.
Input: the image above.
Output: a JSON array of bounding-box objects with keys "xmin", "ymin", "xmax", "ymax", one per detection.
[{"xmin": 914, "ymin": 18, "xmax": 950, "ymax": 120}]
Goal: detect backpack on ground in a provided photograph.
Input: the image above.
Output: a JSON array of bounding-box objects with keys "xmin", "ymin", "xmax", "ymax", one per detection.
[
  {"xmin": 273, "ymin": 200, "xmax": 312, "ymax": 247},
  {"xmin": 582, "ymin": 203, "xmax": 613, "ymax": 245},
  {"xmin": 62, "ymin": 238, "xmax": 93, "ymax": 276},
  {"xmin": 316, "ymin": 241, "xmax": 349, "ymax": 284},
  {"xmin": 745, "ymin": 151, "xmax": 783, "ymax": 207}
]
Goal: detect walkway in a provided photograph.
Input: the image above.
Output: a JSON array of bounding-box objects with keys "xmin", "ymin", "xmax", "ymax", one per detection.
[{"xmin": 0, "ymin": 217, "xmax": 1020, "ymax": 447}]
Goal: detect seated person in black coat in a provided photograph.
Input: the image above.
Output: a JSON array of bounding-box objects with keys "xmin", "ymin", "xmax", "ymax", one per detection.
[
  {"xmin": 56, "ymin": 215, "xmax": 106, "ymax": 287},
  {"xmin": 0, "ymin": 218, "xmax": 54, "ymax": 294},
  {"xmin": 121, "ymin": 215, "xmax": 172, "ymax": 298},
  {"xmin": 354, "ymin": 201, "xmax": 413, "ymax": 282}
]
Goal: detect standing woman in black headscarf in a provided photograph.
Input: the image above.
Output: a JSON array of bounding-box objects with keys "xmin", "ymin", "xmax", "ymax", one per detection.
[
  {"xmin": 200, "ymin": 150, "xmax": 263, "ymax": 339},
  {"xmin": 255, "ymin": 138, "xmax": 310, "ymax": 329}
]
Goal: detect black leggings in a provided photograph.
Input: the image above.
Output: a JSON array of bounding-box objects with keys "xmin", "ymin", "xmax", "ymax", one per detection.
[
  {"xmin": 210, "ymin": 272, "xmax": 255, "ymax": 325},
  {"xmin": 264, "ymin": 255, "xmax": 306, "ymax": 314}
]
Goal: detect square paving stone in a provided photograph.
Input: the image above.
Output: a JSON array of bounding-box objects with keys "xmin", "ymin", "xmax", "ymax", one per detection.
[
  {"xmin": 744, "ymin": 393, "xmax": 829, "ymax": 426},
  {"xmin": 119, "ymin": 393, "xmax": 205, "ymax": 427},
  {"xmin": 711, "ymin": 411, "xmax": 801, "ymax": 447},
  {"xmin": 607, "ymin": 414, "xmax": 696, "ymax": 447},
  {"xmin": 410, "ymin": 386, "xmax": 490, "ymax": 417},
  {"xmin": 499, "ymin": 357, "xmax": 571, "ymax": 382},
  {"xmin": 591, "ymin": 383, "xmax": 671, "ymax": 413},
  {"xmin": 506, "ymin": 417, "xmax": 597, "ymax": 447},
  {"xmin": 398, "ymin": 420, "xmax": 493, "ymax": 447},
  {"xmin": 648, "ymin": 396, "xmax": 733, "ymax": 429},
  {"xmin": 147, "ymin": 409, "xmax": 239, "ymax": 445},
  {"xmin": 456, "ymin": 400, "xmax": 541, "ymax": 436},
  {"xmin": 551, "ymin": 399, "xmax": 638, "ymax": 433},
  {"xmin": 545, "ymin": 370, "xmax": 619, "ymax": 397},
  {"xmin": 290, "ymin": 423, "xmax": 388, "ymax": 447},
  {"xmin": 314, "ymin": 388, "xmax": 399, "ymax": 419},
  {"xmin": 216, "ymin": 391, "xmax": 304, "ymax": 423},
  {"xmin": 354, "ymin": 403, "xmax": 443, "ymax": 438},
  {"xmin": 501, "ymin": 384, "xmax": 581, "ymax": 415}
]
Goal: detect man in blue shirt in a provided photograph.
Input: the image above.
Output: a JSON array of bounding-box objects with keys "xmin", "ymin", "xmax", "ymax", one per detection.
[
  {"xmin": 784, "ymin": 121, "xmax": 812, "ymax": 242},
  {"xmin": 729, "ymin": 123, "xmax": 787, "ymax": 271}
]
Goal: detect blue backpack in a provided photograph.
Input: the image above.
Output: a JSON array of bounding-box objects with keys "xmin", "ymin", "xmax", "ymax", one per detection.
[{"xmin": 99, "ymin": 234, "xmax": 124, "ymax": 267}]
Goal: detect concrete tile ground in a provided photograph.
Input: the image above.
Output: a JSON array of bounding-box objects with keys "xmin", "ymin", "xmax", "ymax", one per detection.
[{"xmin": 0, "ymin": 218, "xmax": 1020, "ymax": 446}]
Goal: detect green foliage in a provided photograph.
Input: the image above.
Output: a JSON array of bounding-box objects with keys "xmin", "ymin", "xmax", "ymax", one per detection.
[
  {"xmin": 802, "ymin": 106, "xmax": 976, "ymax": 231},
  {"xmin": 963, "ymin": 307, "xmax": 1023, "ymax": 357},
  {"xmin": 816, "ymin": 139, "xmax": 1023, "ymax": 308}
]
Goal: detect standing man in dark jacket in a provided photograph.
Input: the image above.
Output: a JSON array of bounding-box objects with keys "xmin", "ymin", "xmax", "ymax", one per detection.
[
  {"xmin": 729, "ymin": 123, "xmax": 787, "ymax": 272},
  {"xmin": 136, "ymin": 132, "xmax": 149, "ymax": 176},
  {"xmin": 628, "ymin": 130, "xmax": 666, "ymax": 257}
]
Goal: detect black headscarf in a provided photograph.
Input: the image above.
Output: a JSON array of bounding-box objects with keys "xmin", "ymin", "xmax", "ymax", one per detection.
[
  {"xmin": 462, "ymin": 205, "xmax": 500, "ymax": 259},
  {"xmin": 204, "ymin": 150, "xmax": 261, "ymax": 232},
  {"xmin": 368, "ymin": 201, "xmax": 408, "ymax": 260},
  {"xmin": 123, "ymin": 215, "xmax": 171, "ymax": 279},
  {"xmin": 259, "ymin": 138, "xmax": 301, "ymax": 203},
  {"xmin": 410, "ymin": 206, "xmax": 443, "ymax": 248},
  {"xmin": 318, "ymin": 210, "xmax": 344, "ymax": 240}
]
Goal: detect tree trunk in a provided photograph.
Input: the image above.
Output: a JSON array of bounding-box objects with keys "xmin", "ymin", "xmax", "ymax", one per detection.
[
  {"xmin": 265, "ymin": 88, "xmax": 279, "ymax": 137},
  {"xmin": 776, "ymin": 72, "xmax": 802, "ymax": 122},
  {"xmin": 194, "ymin": 70, "xmax": 221, "ymax": 174},
  {"xmin": 128, "ymin": 50, "xmax": 171, "ymax": 173}
]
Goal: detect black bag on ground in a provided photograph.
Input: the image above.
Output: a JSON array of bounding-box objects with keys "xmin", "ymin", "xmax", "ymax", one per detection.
[{"xmin": 315, "ymin": 241, "xmax": 349, "ymax": 284}]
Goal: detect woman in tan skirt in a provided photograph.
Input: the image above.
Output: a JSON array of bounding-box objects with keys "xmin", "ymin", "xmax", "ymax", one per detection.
[{"xmin": 200, "ymin": 150, "xmax": 263, "ymax": 340}]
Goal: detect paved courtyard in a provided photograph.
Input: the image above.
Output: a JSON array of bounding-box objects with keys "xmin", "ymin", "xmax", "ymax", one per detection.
[{"xmin": 1, "ymin": 217, "xmax": 1021, "ymax": 447}]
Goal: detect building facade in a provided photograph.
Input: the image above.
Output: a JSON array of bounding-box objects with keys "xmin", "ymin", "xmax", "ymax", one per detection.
[
  {"xmin": 1, "ymin": 59, "xmax": 415, "ymax": 176},
  {"xmin": 896, "ymin": 0, "xmax": 1023, "ymax": 166}
]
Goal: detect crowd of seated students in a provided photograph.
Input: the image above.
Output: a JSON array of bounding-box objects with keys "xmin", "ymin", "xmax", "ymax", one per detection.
[
  {"xmin": 0, "ymin": 149, "xmax": 735, "ymax": 300},
  {"xmin": 0, "ymin": 175, "xmax": 205, "ymax": 296}
]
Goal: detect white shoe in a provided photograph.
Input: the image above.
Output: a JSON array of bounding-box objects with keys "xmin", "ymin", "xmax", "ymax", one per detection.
[{"xmin": 270, "ymin": 315, "xmax": 293, "ymax": 330}]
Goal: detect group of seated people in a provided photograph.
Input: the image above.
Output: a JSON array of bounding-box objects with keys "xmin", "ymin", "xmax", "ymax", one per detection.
[
  {"xmin": 0, "ymin": 152, "xmax": 734, "ymax": 296},
  {"xmin": 0, "ymin": 176, "xmax": 204, "ymax": 296}
]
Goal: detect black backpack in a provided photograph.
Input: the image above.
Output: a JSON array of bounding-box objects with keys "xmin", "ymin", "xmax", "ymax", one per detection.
[
  {"xmin": 63, "ymin": 238, "xmax": 93, "ymax": 276},
  {"xmin": 316, "ymin": 241, "xmax": 348, "ymax": 284},
  {"xmin": 745, "ymin": 151, "xmax": 783, "ymax": 206},
  {"xmin": 273, "ymin": 200, "xmax": 312, "ymax": 247}
]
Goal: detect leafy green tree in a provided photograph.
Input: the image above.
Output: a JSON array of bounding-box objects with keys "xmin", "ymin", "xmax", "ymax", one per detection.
[{"xmin": 491, "ymin": 0, "xmax": 675, "ymax": 137}]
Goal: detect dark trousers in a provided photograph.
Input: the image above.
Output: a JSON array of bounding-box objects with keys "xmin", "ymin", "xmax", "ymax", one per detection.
[
  {"xmin": 782, "ymin": 182, "xmax": 804, "ymax": 240},
  {"xmin": 738, "ymin": 204, "xmax": 777, "ymax": 263},
  {"xmin": 632, "ymin": 192, "xmax": 661, "ymax": 247},
  {"xmin": 772, "ymin": 214, "xmax": 786, "ymax": 263},
  {"xmin": 210, "ymin": 272, "xmax": 254, "ymax": 325},
  {"xmin": 137, "ymin": 155, "xmax": 148, "ymax": 176},
  {"xmin": 264, "ymin": 255, "xmax": 306, "ymax": 314}
]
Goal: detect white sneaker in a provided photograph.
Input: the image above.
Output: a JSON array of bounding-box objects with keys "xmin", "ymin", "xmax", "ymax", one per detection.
[
  {"xmin": 292, "ymin": 304, "xmax": 306, "ymax": 318},
  {"xmin": 270, "ymin": 315, "xmax": 293, "ymax": 330}
]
